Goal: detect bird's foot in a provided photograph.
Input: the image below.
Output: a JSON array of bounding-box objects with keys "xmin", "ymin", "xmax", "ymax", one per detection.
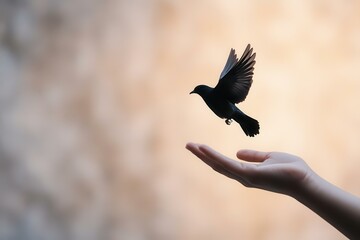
[{"xmin": 225, "ymin": 119, "xmax": 233, "ymax": 125}]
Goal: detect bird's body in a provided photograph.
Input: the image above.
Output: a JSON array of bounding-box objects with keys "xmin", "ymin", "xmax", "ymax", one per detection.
[
  {"xmin": 190, "ymin": 44, "xmax": 260, "ymax": 137},
  {"xmin": 194, "ymin": 85, "xmax": 236, "ymax": 119}
]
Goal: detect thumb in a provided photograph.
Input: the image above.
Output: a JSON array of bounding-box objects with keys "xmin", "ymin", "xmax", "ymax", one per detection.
[{"xmin": 236, "ymin": 149, "xmax": 270, "ymax": 163}]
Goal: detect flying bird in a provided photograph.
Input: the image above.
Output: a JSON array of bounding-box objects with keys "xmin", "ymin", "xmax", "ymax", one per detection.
[{"xmin": 190, "ymin": 44, "xmax": 260, "ymax": 137}]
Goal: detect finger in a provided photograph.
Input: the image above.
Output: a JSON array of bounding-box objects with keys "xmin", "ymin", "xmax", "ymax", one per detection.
[
  {"xmin": 187, "ymin": 143, "xmax": 254, "ymax": 187},
  {"xmin": 186, "ymin": 143, "xmax": 210, "ymax": 162},
  {"xmin": 197, "ymin": 145, "xmax": 255, "ymax": 185},
  {"xmin": 198, "ymin": 145, "xmax": 248, "ymax": 173},
  {"xmin": 185, "ymin": 142, "xmax": 198, "ymax": 151},
  {"xmin": 187, "ymin": 143, "xmax": 228, "ymax": 172},
  {"xmin": 236, "ymin": 149, "xmax": 269, "ymax": 163},
  {"xmin": 186, "ymin": 143, "xmax": 240, "ymax": 180}
]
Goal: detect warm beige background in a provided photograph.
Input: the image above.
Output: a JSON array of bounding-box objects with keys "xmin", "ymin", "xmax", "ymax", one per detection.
[{"xmin": 1, "ymin": 0, "xmax": 360, "ymax": 239}]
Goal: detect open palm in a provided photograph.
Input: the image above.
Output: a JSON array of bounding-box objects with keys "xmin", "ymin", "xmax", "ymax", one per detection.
[{"xmin": 186, "ymin": 143, "xmax": 313, "ymax": 196}]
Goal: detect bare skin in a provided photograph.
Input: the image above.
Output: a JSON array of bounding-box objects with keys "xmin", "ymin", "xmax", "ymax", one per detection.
[{"xmin": 186, "ymin": 142, "xmax": 360, "ymax": 239}]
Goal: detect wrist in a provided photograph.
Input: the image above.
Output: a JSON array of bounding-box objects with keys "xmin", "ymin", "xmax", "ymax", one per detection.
[{"xmin": 289, "ymin": 168, "xmax": 319, "ymax": 201}]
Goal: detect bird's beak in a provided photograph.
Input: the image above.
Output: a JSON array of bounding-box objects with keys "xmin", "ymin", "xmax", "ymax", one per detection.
[{"xmin": 190, "ymin": 90, "xmax": 195, "ymax": 94}]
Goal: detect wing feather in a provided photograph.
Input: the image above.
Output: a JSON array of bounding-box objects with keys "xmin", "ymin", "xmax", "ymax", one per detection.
[
  {"xmin": 214, "ymin": 44, "xmax": 256, "ymax": 103},
  {"xmin": 219, "ymin": 48, "xmax": 238, "ymax": 79}
]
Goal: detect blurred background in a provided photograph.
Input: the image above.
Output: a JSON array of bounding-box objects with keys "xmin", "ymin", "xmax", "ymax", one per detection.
[{"xmin": 1, "ymin": 0, "xmax": 360, "ymax": 239}]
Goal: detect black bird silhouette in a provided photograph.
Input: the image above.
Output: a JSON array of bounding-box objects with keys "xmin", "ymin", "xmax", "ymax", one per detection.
[{"xmin": 190, "ymin": 44, "xmax": 260, "ymax": 137}]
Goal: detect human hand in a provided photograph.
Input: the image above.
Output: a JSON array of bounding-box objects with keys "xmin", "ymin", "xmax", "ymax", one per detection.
[
  {"xmin": 186, "ymin": 143, "xmax": 360, "ymax": 238},
  {"xmin": 186, "ymin": 143, "xmax": 313, "ymax": 197}
]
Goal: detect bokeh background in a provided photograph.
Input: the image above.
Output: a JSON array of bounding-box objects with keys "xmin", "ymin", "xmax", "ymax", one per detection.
[{"xmin": 1, "ymin": 0, "xmax": 360, "ymax": 239}]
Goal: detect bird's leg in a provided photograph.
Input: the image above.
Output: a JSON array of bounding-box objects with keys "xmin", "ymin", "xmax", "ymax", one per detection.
[{"xmin": 225, "ymin": 119, "xmax": 233, "ymax": 125}]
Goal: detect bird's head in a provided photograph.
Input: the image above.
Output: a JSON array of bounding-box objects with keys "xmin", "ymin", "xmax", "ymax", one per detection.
[{"xmin": 190, "ymin": 85, "xmax": 211, "ymax": 96}]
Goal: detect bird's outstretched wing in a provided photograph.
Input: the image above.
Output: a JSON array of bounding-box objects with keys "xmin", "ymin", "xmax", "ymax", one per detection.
[{"xmin": 215, "ymin": 44, "xmax": 256, "ymax": 104}]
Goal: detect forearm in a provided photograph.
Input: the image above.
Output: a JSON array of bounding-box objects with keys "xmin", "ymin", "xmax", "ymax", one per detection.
[{"xmin": 293, "ymin": 171, "xmax": 360, "ymax": 239}]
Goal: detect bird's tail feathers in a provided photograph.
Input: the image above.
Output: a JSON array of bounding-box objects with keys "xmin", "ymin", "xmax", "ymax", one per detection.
[{"xmin": 233, "ymin": 111, "xmax": 259, "ymax": 137}]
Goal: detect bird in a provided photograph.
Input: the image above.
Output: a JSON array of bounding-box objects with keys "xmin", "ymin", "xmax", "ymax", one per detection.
[{"xmin": 190, "ymin": 44, "xmax": 260, "ymax": 137}]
